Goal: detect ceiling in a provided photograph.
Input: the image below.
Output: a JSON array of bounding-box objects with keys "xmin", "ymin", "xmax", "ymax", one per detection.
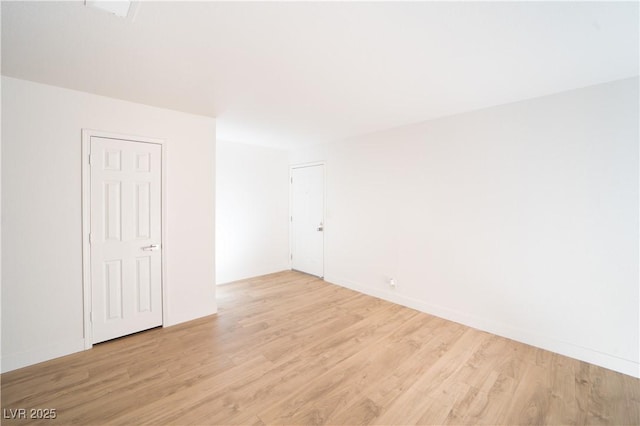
[{"xmin": 2, "ymin": 1, "xmax": 638, "ymax": 150}]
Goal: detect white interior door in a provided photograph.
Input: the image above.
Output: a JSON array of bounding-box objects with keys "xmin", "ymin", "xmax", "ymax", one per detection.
[
  {"xmin": 89, "ymin": 136, "xmax": 163, "ymax": 343},
  {"xmin": 291, "ymin": 164, "xmax": 324, "ymax": 277}
]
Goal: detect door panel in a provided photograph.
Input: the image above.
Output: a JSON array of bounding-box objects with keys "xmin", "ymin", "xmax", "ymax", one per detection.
[
  {"xmin": 90, "ymin": 137, "xmax": 162, "ymax": 343},
  {"xmin": 291, "ymin": 165, "xmax": 324, "ymax": 277}
]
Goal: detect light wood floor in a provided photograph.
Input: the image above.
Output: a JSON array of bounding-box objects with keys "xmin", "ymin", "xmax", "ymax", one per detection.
[{"xmin": 2, "ymin": 271, "xmax": 639, "ymax": 425}]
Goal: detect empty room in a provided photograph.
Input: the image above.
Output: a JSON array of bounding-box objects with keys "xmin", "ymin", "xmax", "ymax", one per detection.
[{"xmin": 1, "ymin": 1, "xmax": 639, "ymax": 425}]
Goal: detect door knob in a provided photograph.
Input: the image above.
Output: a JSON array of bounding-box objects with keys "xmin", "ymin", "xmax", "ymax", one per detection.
[
  {"xmin": 317, "ymin": 222, "xmax": 324, "ymax": 232},
  {"xmin": 142, "ymin": 244, "xmax": 160, "ymax": 251}
]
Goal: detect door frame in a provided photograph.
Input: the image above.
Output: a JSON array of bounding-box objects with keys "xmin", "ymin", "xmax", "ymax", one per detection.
[
  {"xmin": 81, "ymin": 129, "xmax": 168, "ymax": 350},
  {"xmin": 289, "ymin": 161, "xmax": 326, "ymax": 278}
]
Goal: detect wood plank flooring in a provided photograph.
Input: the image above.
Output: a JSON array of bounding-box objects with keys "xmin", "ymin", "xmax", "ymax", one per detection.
[{"xmin": 2, "ymin": 271, "xmax": 639, "ymax": 425}]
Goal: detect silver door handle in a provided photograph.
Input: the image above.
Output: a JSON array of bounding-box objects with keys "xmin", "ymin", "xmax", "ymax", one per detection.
[
  {"xmin": 317, "ymin": 223, "xmax": 324, "ymax": 232},
  {"xmin": 142, "ymin": 244, "xmax": 160, "ymax": 251}
]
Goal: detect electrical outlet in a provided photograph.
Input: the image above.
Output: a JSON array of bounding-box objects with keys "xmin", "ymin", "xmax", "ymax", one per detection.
[{"xmin": 389, "ymin": 278, "xmax": 397, "ymax": 288}]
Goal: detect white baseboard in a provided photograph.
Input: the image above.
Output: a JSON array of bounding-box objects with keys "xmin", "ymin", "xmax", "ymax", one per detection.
[
  {"xmin": 324, "ymin": 274, "xmax": 640, "ymax": 379},
  {"xmin": 216, "ymin": 267, "xmax": 290, "ymax": 286},
  {"xmin": 2, "ymin": 308, "xmax": 219, "ymax": 373},
  {"xmin": 164, "ymin": 305, "xmax": 218, "ymax": 327},
  {"xmin": 1, "ymin": 338, "xmax": 86, "ymax": 373}
]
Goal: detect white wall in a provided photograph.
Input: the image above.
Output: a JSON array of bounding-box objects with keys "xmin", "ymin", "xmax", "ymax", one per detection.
[
  {"xmin": 291, "ymin": 77, "xmax": 640, "ymax": 377},
  {"xmin": 216, "ymin": 140, "xmax": 289, "ymax": 284},
  {"xmin": 1, "ymin": 77, "xmax": 217, "ymax": 372}
]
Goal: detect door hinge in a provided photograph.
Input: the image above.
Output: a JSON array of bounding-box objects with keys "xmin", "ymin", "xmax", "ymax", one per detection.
[
  {"xmin": 89, "ymin": 233, "xmax": 92, "ymax": 244},
  {"xmin": 290, "ymin": 253, "xmax": 293, "ymax": 260},
  {"xmin": 290, "ymin": 216, "xmax": 293, "ymax": 222},
  {"xmin": 88, "ymin": 154, "xmax": 92, "ymax": 165},
  {"xmin": 290, "ymin": 177, "xmax": 293, "ymax": 184}
]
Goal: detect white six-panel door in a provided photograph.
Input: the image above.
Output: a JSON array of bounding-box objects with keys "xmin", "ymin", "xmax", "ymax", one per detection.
[
  {"xmin": 89, "ymin": 136, "xmax": 163, "ymax": 343},
  {"xmin": 291, "ymin": 164, "xmax": 324, "ymax": 277}
]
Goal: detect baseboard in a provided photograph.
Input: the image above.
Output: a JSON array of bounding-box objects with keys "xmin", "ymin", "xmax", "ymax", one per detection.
[
  {"xmin": 2, "ymin": 307, "xmax": 219, "ymax": 373},
  {"xmin": 164, "ymin": 304, "xmax": 218, "ymax": 327},
  {"xmin": 1, "ymin": 338, "xmax": 86, "ymax": 373},
  {"xmin": 216, "ymin": 269, "xmax": 291, "ymax": 286},
  {"xmin": 324, "ymin": 274, "xmax": 640, "ymax": 378},
  {"xmin": 216, "ymin": 267, "xmax": 291, "ymax": 286}
]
